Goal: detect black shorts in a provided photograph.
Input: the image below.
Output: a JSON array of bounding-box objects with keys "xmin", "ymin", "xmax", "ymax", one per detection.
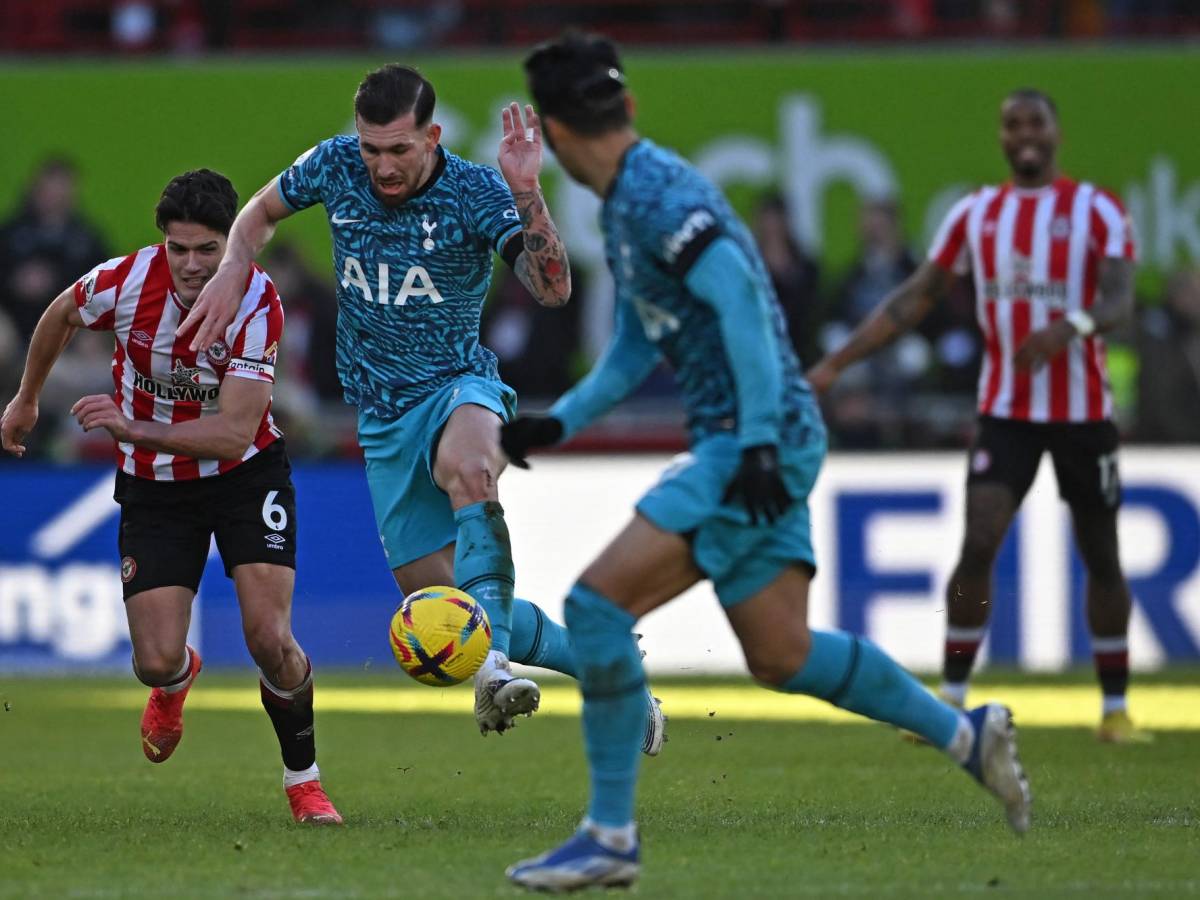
[
  {"xmin": 967, "ymin": 415, "xmax": 1121, "ymax": 512},
  {"xmin": 114, "ymin": 439, "xmax": 297, "ymax": 599}
]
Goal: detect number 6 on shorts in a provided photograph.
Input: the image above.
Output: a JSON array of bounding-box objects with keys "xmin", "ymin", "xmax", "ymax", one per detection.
[{"xmin": 262, "ymin": 489, "xmax": 289, "ymax": 531}]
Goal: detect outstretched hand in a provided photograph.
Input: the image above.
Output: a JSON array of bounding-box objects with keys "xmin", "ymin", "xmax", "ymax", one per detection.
[
  {"xmin": 176, "ymin": 266, "xmax": 241, "ymax": 354},
  {"xmin": 497, "ymin": 102, "xmax": 544, "ymax": 190},
  {"xmin": 805, "ymin": 359, "xmax": 839, "ymax": 396}
]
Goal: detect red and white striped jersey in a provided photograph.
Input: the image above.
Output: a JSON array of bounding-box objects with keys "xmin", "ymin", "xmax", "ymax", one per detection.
[
  {"xmin": 928, "ymin": 177, "xmax": 1136, "ymax": 423},
  {"xmin": 73, "ymin": 243, "xmax": 284, "ymax": 481}
]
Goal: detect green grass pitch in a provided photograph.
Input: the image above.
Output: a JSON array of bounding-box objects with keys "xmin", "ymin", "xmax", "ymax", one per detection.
[{"xmin": 1, "ymin": 671, "xmax": 1196, "ymax": 898}]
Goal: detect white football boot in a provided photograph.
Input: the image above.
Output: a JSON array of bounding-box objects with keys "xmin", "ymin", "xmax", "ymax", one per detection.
[
  {"xmin": 642, "ymin": 694, "xmax": 667, "ymax": 757},
  {"xmin": 634, "ymin": 635, "xmax": 667, "ymax": 757},
  {"xmin": 474, "ymin": 650, "xmax": 541, "ymax": 735},
  {"xmin": 963, "ymin": 703, "xmax": 1032, "ymax": 834}
]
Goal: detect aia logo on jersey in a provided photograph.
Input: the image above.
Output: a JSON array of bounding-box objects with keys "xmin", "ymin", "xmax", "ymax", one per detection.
[
  {"xmin": 121, "ymin": 556, "xmax": 137, "ymax": 583},
  {"xmin": 205, "ymin": 340, "xmax": 231, "ymax": 366},
  {"xmin": 1051, "ymin": 215, "xmax": 1071, "ymax": 241},
  {"xmin": 341, "ymin": 257, "xmax": 445, "ymax": 305}
]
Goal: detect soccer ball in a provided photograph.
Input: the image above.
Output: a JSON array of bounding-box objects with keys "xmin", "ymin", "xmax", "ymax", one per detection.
[{"xmin": 389, "ymin": 586, "xmax": 492, "ymax": 686}]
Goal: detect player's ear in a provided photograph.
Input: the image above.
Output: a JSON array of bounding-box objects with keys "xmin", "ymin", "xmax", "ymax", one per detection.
[
  {"xmin": 542, "ymin": 116, "xmax": 566, "ymax": 152},
  {"xmin": 624, "ymin": 92, "xmax": 636, "ymax": 121},
  {"xmin": 425, "ymin": 122, "xmax": 442, "ymax": 149}
]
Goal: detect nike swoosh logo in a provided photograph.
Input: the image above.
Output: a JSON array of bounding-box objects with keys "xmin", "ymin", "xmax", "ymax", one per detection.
[{"xmin": 331, "ymin": 215, "xmax": 363, "ymax": 225}]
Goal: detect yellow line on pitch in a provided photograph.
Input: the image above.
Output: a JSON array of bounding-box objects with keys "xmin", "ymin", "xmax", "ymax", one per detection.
[{"xmin": 91, "ymin": 684, "xmax": 1200, "ymax": 730}]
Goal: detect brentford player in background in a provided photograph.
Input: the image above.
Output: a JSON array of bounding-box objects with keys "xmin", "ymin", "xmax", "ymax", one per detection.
[
  {"xmin": 808, "ymin": 88, "xmax": 1148, "ymax": 743},
  {"xmin": 0, "ymin": 170, "xmax": 345, "ymax": 820}
]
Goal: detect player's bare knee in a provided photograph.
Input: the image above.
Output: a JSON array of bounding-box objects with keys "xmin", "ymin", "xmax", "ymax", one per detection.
[
  {"xmin": 745, "ymin": 629, "xmax": 811, "ymax": 687},
  {"xmin": 959, "ymin": 530, "xmax": 1003, "ymax": 574},
  {"xmin": 1082, "ymin": 554, "xmax": 1125, "ymax": 585},
  {"xmin": 442, "ymin": 457, "xmax": 499, "ymax": 506},
  {"xmin": 244, "ymin": 622, "xmax": 292, "ymax": 672},
  {"xmin": 132, "ymin": 648, "xmax": 187, "ymax": 686}
]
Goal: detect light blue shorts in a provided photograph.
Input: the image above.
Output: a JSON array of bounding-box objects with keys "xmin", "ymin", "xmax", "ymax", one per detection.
[
  {"xmin": 635, "ymin": 431, "xmax": 826, "ymax": 607},
  {"xmin": 358, "ymin": 376, "xmax": 516, "ymax": 569}
]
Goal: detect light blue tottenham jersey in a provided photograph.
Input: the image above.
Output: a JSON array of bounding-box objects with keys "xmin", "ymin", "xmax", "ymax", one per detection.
[
  {"xmin": 597, "ymin": 139, "xmax": 818, "ymax": 447},
  {"xmin": 279, "ymin": 136, "xmax": 522, "ymax": 418}
]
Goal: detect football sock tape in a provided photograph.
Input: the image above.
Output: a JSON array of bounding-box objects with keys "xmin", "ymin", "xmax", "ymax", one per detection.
[{"xmin": 454, "ymin": 501, "xmax": 515, "ymax": 655}]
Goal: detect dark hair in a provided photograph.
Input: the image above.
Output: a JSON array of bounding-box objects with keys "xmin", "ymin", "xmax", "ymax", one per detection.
[
  {"xmin": 1004, "ymin": 87, "xmax": 1058, "ymax": 120},
  {"xmin": 354, "ymin": 64, "xmax": 435, "ymax": 126},
  {"xmin": 154, "ymin": 169, "xmax": 238, "ymax": 235},
  {"xmin": 524, "ymin": 31, "xmax": 630, "ymax": 135}
]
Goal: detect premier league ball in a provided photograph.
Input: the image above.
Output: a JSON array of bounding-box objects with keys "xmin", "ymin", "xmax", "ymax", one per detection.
[{"xmin": 389, "ymin": 586, "xmax": 492, "ymax": 686}]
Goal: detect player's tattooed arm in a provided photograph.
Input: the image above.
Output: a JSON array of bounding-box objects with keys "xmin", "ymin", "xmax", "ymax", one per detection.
[
  {"xmin": 1090, "ymin": 257, "xmax": 1136, "ymax": 333},
  {"xmin": 511, "ymin": 187, "xmax": 572, "ymax": 308},
  {"xmin": 807, "ymin": 261, "xmax": 948, "ymax": 392},
  {"xmin": 497, "ymin": 101, "xmax": 571, "ymax": 307}
]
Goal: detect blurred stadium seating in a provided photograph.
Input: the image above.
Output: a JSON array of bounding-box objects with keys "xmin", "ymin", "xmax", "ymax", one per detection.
[{"xmin": 4, "ymin": 0, "xmax": 1200, "ymax": 53}]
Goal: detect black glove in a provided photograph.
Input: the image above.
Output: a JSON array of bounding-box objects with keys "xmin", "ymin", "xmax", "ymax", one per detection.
[
  {"xmin": 500, "ymin": 415, "xmax": 564, "ymax": 469},
  {"xmin": 722, "ymin": 444, "xmax": 793, "ymax": 525}
]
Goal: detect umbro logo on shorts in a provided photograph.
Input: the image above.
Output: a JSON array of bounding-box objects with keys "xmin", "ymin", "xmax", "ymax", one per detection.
[{"xmin": 265, "ymin": 533, "xmax": 287, "ymax": 550}]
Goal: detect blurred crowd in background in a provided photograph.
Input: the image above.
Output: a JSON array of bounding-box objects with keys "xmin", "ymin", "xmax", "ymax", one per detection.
[
  {"xmin": 3, "ymin": 1, "xmax": 1197, "ymax": 460},
  {"xmin": 3, "ymin": 0, "xmax": 1198, "ymax": 52},
  {"xmin": 3, "ymin": 151, "xmax": 1198, "ymax": 462}
]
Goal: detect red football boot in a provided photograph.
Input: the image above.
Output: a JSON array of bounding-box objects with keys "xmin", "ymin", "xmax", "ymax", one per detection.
[
  {"xmin": 286, "ymin": 780, "xmax": 343, "ymax": 825},
  {"xmin": 140, "ymin": 647, "xmax": 202, "ymax": 763}
]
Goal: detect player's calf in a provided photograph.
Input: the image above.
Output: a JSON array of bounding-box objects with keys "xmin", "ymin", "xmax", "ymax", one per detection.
[{"xmin": 257, "ymin": 652, "xmax": 342, "ymax": 824}]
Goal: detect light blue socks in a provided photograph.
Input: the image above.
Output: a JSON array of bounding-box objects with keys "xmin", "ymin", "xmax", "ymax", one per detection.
[
  {"xmin": 509, "ymin": 598, "xmax": 578, "ymax": 677},
  {"xmin": 564, "ymin": 583, "xmax": 645, "ymax": 827},
  {"xmin": 782, "ymin": 629, "xmax": 961, "ymax": 750}
]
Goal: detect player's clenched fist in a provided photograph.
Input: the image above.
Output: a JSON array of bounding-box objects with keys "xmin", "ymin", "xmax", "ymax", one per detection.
[
  {"xmin": 71, "ymin": 394, "xmax": 135, "ymax": 443},
  {"xmin": 722, "ymin": 444, "xmax": 794, "ymax": 525},
  {"xmin": 1, "ymin": 394, "xmax": 38, "ymax": 457},
  {"xmin": 500, "ymin": 415, "xmax": 564, "ymax": 469}
]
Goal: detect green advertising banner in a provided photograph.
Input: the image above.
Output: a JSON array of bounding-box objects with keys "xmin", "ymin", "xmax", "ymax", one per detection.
[{"xmin": 4, "ymin": 48, "xmax": 1197, "ymax": 292}]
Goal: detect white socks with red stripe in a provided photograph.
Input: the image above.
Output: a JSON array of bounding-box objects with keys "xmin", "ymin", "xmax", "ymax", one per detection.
[
  {"xmin": 284, "ymin": 763, "xmax": 321, "ymax": 788},
  {"xmin": 160, "ymin": 649, "xmax": 194, "ymax": 694}
]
